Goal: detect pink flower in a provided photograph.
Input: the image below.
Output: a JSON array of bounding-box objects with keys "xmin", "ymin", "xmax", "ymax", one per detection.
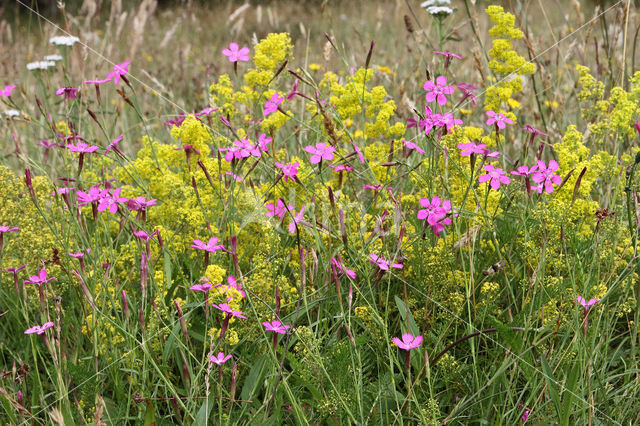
[
  {"xmin": 264, "ymin": 93, "xmax": 284, "ymax": 116},
  {"xmin": 67, "ymin": 141, "xmax": 99, "ymax": 154},
  {"xmin": 392, "ymin": 333, "xmax": 423, "ymax": 350},
  {"xmin": 24, "ymin": 268, "xmax": 55, "ymax": 286},
  {"xmin": 402, "ymin": 139, "xmax": 425, "ymax": 154},
  {"xmin": 225, "ymin": 275, "xmax": 246, "ymax": 299},
  {"xmin": 457, "ymin": 142, "xmax": 487, "ymax": 156},
  {"xmin": 510, "ymin": 165, "xmax": 538, "ymax": 177},
  {"xmin": 77, "ymin": 186, "xmax": 107, "ymax": 206},
  {"xmin": 486, "ymin": 110, "xmax": 513, "ymax": 129},
  {"xmin": 106, "ymin": 61, "xmax": 130, "ymax": 85},
  {"xmin": 190, "ymin": 237, "xmax": 225, "ymax": 253},
  {"xmin": 531, "ymin": 160, "xmax": 561, "ymax": 194},
  {"xmin": 440, "ymin": 112, "xmax": 463, "ymax": 133},
  {"xmin": 266, "ymin": 199, "xmax": 293, "ymax": 220},
  {"xmin": 83, "ymin": 77, "xmax": 111, "ymax": 85},
  {"xmin": 576, "ymin": 296, "xmax": 599, "ymax": 310},
  {"xmin": 127, "ymin": 196, "xmax": 156, "ymax": 211},
  {"xmin": 55, "ymin": 87, "xmax": 78, "ymax": 99},
  {"xmin": 275, "ymin": 162, "xmax": 300, "ymax": 182},
  {"xmin": 221, "ymin": 139, "xmax": 261, "ymax": 162},
  {"xmin": 211, "ymin": 303, "xmax": 246, "ymax": 319},
  {"xmin": 424, "ymin": 76, "xmax": 455, "ymax": 106},
  {"xmin": 106, "ymin": 135, "xmax": 124, "ymax": 154},
  {"xmin": 288, "ymin": 206, "xmax": 305, "ymax": 234},
  {"xmin": 68, "ymin": 249, "xmax": 90, "ymax": 258},
  {"xmin": 434, "ymin": 51, "xmax": 462, "ymax": 60},
  {"xmin": 97, "ymin": 188, "xmax": 127, "ymax": 213},
  {"xmin": 222, "ymin": 42, "xmax": 250, "ymax": 63},
  {"xmin": 24, "ymin": 321, "xmax": 54, "ymax": 335},
  {"xmin": 190, "ymin": 282, "xmax": 213, "ymax": 292},
  {"xmin": 331, "ymin": 257, "xmax": 356, "ymax": 279},
  {"xmin": 263, "ymin": 320, "xmax": 291, "ymax": 334},
  {"xmin": 304, "ymin": 142, "xmax": 335, "ymax": 164},
  {"xmin": 522, "ymin": 125, "xmax": 548, "ymax": 137},
  {"xmin": 457, "ymin": 82, "xmax": 478, "ymax": 106},
  {"xmin": 478, "ymin": 164, "xmax": 510, "ymax": 190},
  {"xmin": 1, "ymin": 84, "xmax": 16, "ymax": 97},
  {"xmin": 257, "ymin": 133, "xmax": 272, "ymax": 151},
  {"xmin": 209, "ymin": 352, "xmax": 233, "ymax": 365},
  {"xmin": 369, "ymin": 253, "xmax": 403, "ymax": 271},
  {"xmin": 331, "ymin": 164, "xmax": 353, "ymax": 172},
  {"xmin": 133, "ymin": 230, "xmax": 156, "ymax": 241},
  {"xmin": 0, "ymin": 225, "xmax": 19, "ymax": 234},
  {"xmin": 352, "ymin": 143, "xmax": 365, "ymax": 163},
  {"xmin": 417, "ymin": 197, "xmax": 453, "ymax": 236},
  {"xmin": 521, "ymin": 407, "xmax": 530, "ymax": 423}
]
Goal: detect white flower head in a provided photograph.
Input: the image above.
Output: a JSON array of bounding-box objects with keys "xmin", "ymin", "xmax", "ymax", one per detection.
[
  {"xmin": 420, "ymin": 0, "xmax": 451, "ymax": 8},
  {"xmin": 49, "ymin": 35, "xmax": 80, "ymax": 46},
  {"xmin": 44, "ymin": 54, "xmax": 63, "ymax": 61},
  {"xmin": 26, "ymin": 61, "xmax": 56, "ymax": 71},
  {"xmin": 5, "ymin": 109, "xmax": 21, "ymax": 118},
  {"xmin": 426, "ymin": 6, "xmax": 453, "ymax": 16}
]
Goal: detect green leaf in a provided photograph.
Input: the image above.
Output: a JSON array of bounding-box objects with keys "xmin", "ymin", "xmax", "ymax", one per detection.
[
  {"xmin": 241, "ymin": 354, "xmax": 268, "ymax": 401},
  {"xmin": 144, "ymin": 400, "xmax": 156, "ymax": 426},
  {"xmin": 541, "ymin": 356, "xmax": 563, "ymax": 421},
  {"xmin": 394, "ymin": 296, "xmax": 419, "ymax": 336},
  {"xmin": 194, "ymin": 396, "xmax": 215, "ymax": 425}
]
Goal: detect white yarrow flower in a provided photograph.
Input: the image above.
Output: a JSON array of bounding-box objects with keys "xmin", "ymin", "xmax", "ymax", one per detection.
[
  {"xmin": 49, "ymin": 35, "xmax": 80, "ymax": 46},
  {"xmin": 426, "ymin": 6, "xmax": 453, "ymax": 15},
  {"xmin": 420, "ymin": 0, "xmax": 450, "ymax": 8},
  {"xmin": 26, "ymin": 61, "xmax": 56, "ymax": 71},
  {"xmin": 44, "ymin": 54, "xmax": 63, "ymax": 61}
]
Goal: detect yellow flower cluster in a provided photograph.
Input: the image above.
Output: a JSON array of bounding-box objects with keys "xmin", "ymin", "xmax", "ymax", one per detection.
[{"xmin": 484, "ymin": 6, "xmax": 534, "ymax": 112}]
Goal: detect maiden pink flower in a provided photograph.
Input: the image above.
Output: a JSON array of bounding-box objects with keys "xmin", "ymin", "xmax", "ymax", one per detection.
[
  {"xmin": 264, "ymin": 93, "xmax": 284, "ymax": 116},
  {"xmin": 221, "ymin": 139, "xmax": 261, "ymax": 162},
  {"xmin": 68, "ymin": 249, "xmax": 90, "ymax": 258},
  {"xmin": 266, "ymin": 199, "xmax": 293, "ymax": 220},
  {"xmin": 263, "ymin": 320, "xmax": 291, "ymax": 334},
  {"xmin": 77, "ymin": 186, "xmax": 108, "ymax": 206},
  {"xmin": 257, "ymin": 133, "xmax": 272, "ymax": 151},
  {"xmin": 107, "ymin": 61, "xmax": 130, "ymax": 85},
  {"xmin": 288, "ymin": 206, "xmax": 305, "ymax": 234},
  {"xmin": 24, "ymin": 268, "xmax": 55, "ymax": 286},
  {"xmin": 222, "ymin": 43, "xmax": 250, "ymax": 62},
  {"xmin": 97, "ymin": 187, "xmax": 127, "ymax": 213},
  {"xmin": 127, "ymin": 196, "xmax": 157, "ymax": 211},
  {"xmin": 457, "ymin": 142, "xmax": 486, "ymax": 156},
  {"xmin": 424, "ymin": 75, "xmax": 454, "ymax": 106},
  {"xmin": 511, "ymin": 165, "xmax": 538, "ymax": 177},
  {"xmin": 331, "ymin": 257, "xmax": 356, "ymax": 279},
  {"xmin": 211, "ymin": 303, "xmax": 246, "ymax": 319},
  {"xmin": 531, "ymin": 160, "xmax": 561, "ymax": 194},
  {"xmin": 24, "ymin": 321, "xmax": 54, "ymax": 335},
  {"xmin": 434, "ymin": 50, "xmax": 462, "ymax": 60},
  {"xmin": 56, "ymin": 87, "xmax": 78, "ymax": 99},
  {"xmin": 576, "ymin": 296, "xmax": 599, "ymax": 311},
  {"xmin": 392, "ymin": 333, "xmax": 423, "ymax": 350},
  {"xmin": 67, "ymin": 141, "xmax": 99, "ymax": 154},
  {"xmin": 304, "ymin": 142, "xmax": 335, "ymax": 164},
  {"xmin": 209, "ymin": 352, "xmax": 233, "ymax": 365},
  {"xmin": 190, "ymin": 237, "xmax": 225, "ymax": 253},
  {"xmin": 190, "ymin": 282, "xmax": 213, "ymax": 292},
  {"xmin": 275, "ymin": 162, "xmax": 300, "ymax": 181},
  {"xmin": 1, "ymin": 84, "xmax": 17, "ymax": 97},
  {"xmin": 417, "ymin": 197, "xmax": 448, "ymax": 225},
  {"xmin": 0, "ymin": 225, "xmax": 19, "ymax": 234},
  {"xmin": 486, "ymin": 110, "xmax": 513, "ymax": 129},
  {"xmin": 402, "ymin": 139, "xmax": 425, "ymax": 154},
  {"xmin": 369, "ymin": 253, "xmax": 403, "ymax": 271},
  {"xmin": 440, "ymin": 112, "xmax": 463, "ymax": 133},
  {"xmin": 478, "ymin": 164, "xmax": 510, "ymax": 190}
]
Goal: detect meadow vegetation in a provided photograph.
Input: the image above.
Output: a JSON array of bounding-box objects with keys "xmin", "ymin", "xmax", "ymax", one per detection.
[{"xmin": 2, "ymin": 0, "xmax": 640, "ymax": 424}]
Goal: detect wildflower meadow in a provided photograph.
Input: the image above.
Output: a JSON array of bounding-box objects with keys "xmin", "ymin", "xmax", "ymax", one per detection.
[{"xmin": 2, "ymin": 0, "xmax": 640, "ymax": 423}]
